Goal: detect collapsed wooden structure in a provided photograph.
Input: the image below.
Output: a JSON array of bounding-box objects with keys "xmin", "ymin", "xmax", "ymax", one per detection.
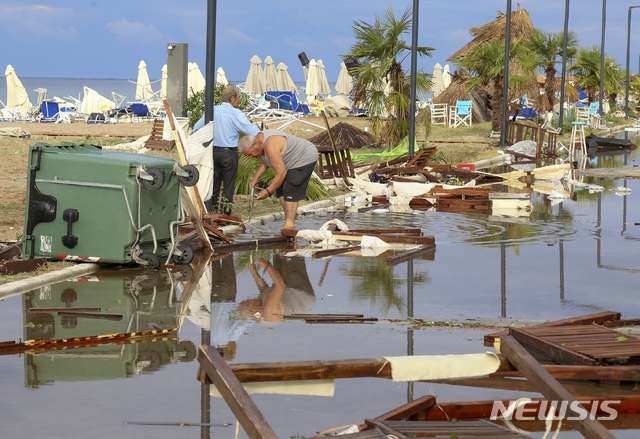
[{"xmin": 196, "ymin": 311, "xmax": 640, "ymax": 438}]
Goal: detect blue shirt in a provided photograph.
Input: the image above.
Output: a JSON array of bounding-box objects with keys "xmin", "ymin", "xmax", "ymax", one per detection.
[{"xmin": 200, "ymin": 102, "xmax": 259, "ymax": 147}]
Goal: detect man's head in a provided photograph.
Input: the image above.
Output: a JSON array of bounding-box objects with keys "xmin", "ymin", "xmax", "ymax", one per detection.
[
  {"xmin": 239, "ymin": 133, "xmax": 264, "ymax": 157},
  {"xmin": 221, "ymin": 86, "xmax": 241, "ymax": 107}
]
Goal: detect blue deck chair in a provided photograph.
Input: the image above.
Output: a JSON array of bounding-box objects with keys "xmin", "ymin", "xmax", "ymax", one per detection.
[
  {"xmin": 449, "ymin": 100, "xmax": 472, "ymax": 128},
  {"xmin": 265, "ymin": 91, "xmax": 302, "ymax": 112},
  {"xmin": 40, "ymin": 101, "xmax": 60, "ymax": 123},
  {"xmin": 130, "ymin": 102, "xmax": 151, "ymax": 122}
]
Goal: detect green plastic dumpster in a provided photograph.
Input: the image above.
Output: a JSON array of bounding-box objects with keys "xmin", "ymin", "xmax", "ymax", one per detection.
[{"xmin": 22, "ymin": 142, "xmax": 198, "ymax": 268}]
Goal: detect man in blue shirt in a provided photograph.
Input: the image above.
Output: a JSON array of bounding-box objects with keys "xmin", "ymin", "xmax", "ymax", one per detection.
[{"xmin": 200, "ymin": 86, "xmax": 259, "ymax": 214}]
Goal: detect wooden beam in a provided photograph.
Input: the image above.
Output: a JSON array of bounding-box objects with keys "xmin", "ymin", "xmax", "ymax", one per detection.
[
  {"xmin": 500, "ymin": 335, "xmax": 616, "ymax": 439},
  {"xmin": 386, "ymin": 244, "xmax": 436, "ymax": 265},
  {"xmin": 199, "ymin": 357, "xmax": 392, "ymax": 385},
  {"xmin": 374, "ymin": 395, "xmax": 437, "ymax": 422},
  {"xmin": 197, "ymin": 345, "xmax": 278, "ymax": 439}
]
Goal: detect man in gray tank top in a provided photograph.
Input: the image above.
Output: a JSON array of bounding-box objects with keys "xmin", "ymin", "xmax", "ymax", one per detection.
[{"xmin": 239, "ymin": 129, "xmax": 319, "ymax": 231}]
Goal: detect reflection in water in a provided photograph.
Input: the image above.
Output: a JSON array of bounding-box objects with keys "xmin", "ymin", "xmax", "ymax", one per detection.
[{"xmin": 22, "ymin": 269, "xmax": 195, "ymax": 387}]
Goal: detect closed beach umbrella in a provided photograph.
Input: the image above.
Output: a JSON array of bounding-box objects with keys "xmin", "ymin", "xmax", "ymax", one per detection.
[
  {"xmin": 263, "ymin": 56, "xmax": 278, "ymax": 91},
  {"xmin": 276, "ymin": 62, "xmax": 296, "ymax": 91},
  {"xmin": 216, "ymin": 67, "xmax": 229, "ymax": 86},
  {"xmin": 135, "ymin": 60, "xmax": 154, "ymax": 101},
  {"xmin": 5, "ymin": 64, "xmax": 32, "ymax": 117},
  {"xmin": 244, "ymin": 55, "xmax": 265, "ymax": 95},
  {"xmin": 160, "ymin": 64, "xmax": 167, "ymax": 99},
  {"xmin": 188, "ymin": 62, "xmax": 206, "ymax": 96},
  {"xmin": 335, "ymin": 61, "xmax": 353, "ymax": 95},
  {"xmin": 432, "ymin": 63, "xmax": 445, "ymax": 97},
  {"xmin": 443, "ymin": 64, "xmax": 451, "ymax": 89},
  {"xmin": 316, "ymin": 60, "xmax": 331, "ymax": 95},
  {"xmin": 305, "ymin": 59, "xmax": 320, "ymax": 100}
]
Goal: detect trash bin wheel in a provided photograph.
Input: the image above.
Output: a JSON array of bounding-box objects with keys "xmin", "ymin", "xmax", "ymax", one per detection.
[
  {"xmin": 177, "ymin": 164, "xmax": 199, "ymax": 187},
  {"xmin": 172, "ymin": 245, "xmax": 194, "ymax": 265},
  {"xmin": 139, "ymin": 252, "xmax": 160, "ymax": 269},
  {"xmin": 141, "ymin": 168, "xmax": 164, "ymax": 191}
]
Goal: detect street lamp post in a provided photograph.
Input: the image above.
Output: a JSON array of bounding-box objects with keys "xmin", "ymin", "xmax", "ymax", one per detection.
[
  {"xmin": 500, "ymin": 0, "xmax": 512, "ymax": 148},
  {"xmin": 599, "ymin": 0, "xmax": 606, "ymax": 116},
  {"xmin": 625, "ymin": 6, "xmax": 640, "ymax": 120},
  {"xmin": 558, "ymin": 0, "xmax": 570, "ymax": 134}
]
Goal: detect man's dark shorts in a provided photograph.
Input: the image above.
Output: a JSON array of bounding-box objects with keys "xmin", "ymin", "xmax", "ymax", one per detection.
[{"xmin": 275, "ymin": 162, "xmax": 316, "ymax": 202}]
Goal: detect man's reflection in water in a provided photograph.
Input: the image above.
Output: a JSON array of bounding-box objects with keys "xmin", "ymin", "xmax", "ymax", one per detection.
[
  {"xmin": 210, "ymin": 254, "xmax": 250, "ymax": 360},
  {"xmin": 241, "ymin": 254, "xmax": 316, "ymax": 322}
]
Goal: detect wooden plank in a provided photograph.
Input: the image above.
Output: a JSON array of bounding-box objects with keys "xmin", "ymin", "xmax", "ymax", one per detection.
[
  {"xmin": 0, "ymin": 242, "xmax": 21, "ymax": 262},
  {"xmin": 312, "ymin": 245, "xmax": 361, "ymax": 258},
  {"xmin": 331, "ymin": 232, "xmax": 435, "ymax": 245},
  {"xmin": 495, "ymin": 364, "xmax": 640, "ymax": 382},
  {"xmin": 180, "ymin": 187, "xmax": 214, "ymax": 253},
  {"xmin": 197, "ymin": 345, "xmax": 278, "ymax": 439},
  {"xmin": 364, "ymin": 420, "xmax": 411, "ymax": 439},
  {"xmin": 374, "ymin": 395, "xmax": 437, "ymax": 422},
  {"xmin": 500, "ymin": 335, "xmax": 616, "ymax": 439},
  {"xmin": 386, "ymin": 244, "xmax": 436, "ymax": 265},
  {"xmin": 198, "ymin": 357, "xmax": 392, "ymax": 385},
  {"xmin": 211, "ymin": 236, "xmax": 290, "ymax": 252}
]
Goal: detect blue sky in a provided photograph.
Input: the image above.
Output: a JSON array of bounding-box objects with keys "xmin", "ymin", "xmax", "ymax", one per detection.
[{"xmin": 0, "ymin": 1, "xmax": 636, "ymax": 85}]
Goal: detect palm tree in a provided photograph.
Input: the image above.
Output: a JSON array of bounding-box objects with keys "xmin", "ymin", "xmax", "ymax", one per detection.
[
  {"xmin": 456, "ymin": 38, "xmax": 536, "ymax": 132},
  {"xmin": 570, "ymin": 45, "xmax": 622, "ymax": 105},
  {"xmin": 343, "ymin": 6, "xmax": 434, "ymax": 148},
  {"xmin": 528, "ymin": 29, "xmax": 578, "ymax": 113}
]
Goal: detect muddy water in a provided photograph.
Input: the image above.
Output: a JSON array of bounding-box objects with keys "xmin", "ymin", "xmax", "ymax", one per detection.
[{"xmin": 2, "ymin": 148, "xmax": 640, "ymax": 438}]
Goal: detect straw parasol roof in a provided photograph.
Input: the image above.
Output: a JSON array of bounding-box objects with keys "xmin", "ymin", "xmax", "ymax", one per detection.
[
  {"xmin": 308, "ymin": 122, "xmax": 376, "ymax": 152},
  {"xmin": 447, "ymin": 7, "xmax": 536, "ymax": 62},
  {"xmin": 431, "ymin": 69, "xmax": 490, "ymax": 123}
]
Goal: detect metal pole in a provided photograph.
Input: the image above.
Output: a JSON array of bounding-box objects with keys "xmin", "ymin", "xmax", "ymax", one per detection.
[
  {"xmin": 204, "ymin": 0, "xmax": 217, "ymax": 124},
  {"xmin": 626, "ymin": 7, "xmax": 640, "ymax": 120},
  {"xmin": 558, "ymin": 0, "xmax": 570, "ymax": 134},
  {"xmin": 599, "ymin": 0, "xmax": 606, "ymax": 115},
  {"xmin": 500, "ymin": 0, "xmax": 512, "ymax": 148},
  {"xmin": 408, "ymin": 0, "xmax": 419, "ymax": 158}
]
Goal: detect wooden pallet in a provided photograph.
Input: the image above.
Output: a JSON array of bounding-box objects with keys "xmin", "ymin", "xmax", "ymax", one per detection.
[
  {"xmin": 510, "ymin": 324, "xmax": 640, "ymax": 366},
  {"xmin": 144, "ymin": 119, "xmax": 175, "ymax": 150}
]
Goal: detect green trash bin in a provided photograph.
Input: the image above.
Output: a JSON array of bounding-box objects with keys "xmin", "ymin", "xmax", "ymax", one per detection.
[{"xmin": 22, "ymin": 142, "xmax": 198, "ymax": 268}]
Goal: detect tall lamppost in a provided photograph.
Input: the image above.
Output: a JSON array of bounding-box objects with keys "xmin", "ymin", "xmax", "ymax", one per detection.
[
  {"xmin": 558, "ymin": 0, "xmax": 570, "ymax": 134},
  {"xmin": 625, "ymin": 6, "xmax": 640, "ymax": 120},
  {"xmin": 500, "ymin": 0, "xmax": 512, "ymax": 148},
  {"xmin": 599, "ymin": 0, "xmax": 606, "ymax": 115}
]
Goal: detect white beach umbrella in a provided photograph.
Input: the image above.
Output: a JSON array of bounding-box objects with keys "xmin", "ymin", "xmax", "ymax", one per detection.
[
  {"xmin": 316, "ymin": 60, "xmax": 331, "ymax": 95},
  {"xmin": 244, "ymin": 55, "xmax": 265, "ymax": 95},
  {"xmin": 216, "ymin": 67, "xmax": 229, "ymax": 86},
  {"xmin": 335, "ymin": 61, "xmax": 353, "ymax": 95},
  {"xmin": 276, "ymin": 62, "xmax": 296, "ymax": 91},
  {"xmin": 443, "ymin": 64, "xmax": 451, "ymax": 89},
  {"xmin": 188, "ymin": 62, "xmax": 206, "ymax": 96},
  {"xmin": 432, "ymin": 63, "xmax": 445, "ymax": 97},
  {"xmin": 80, "ymin": 86, "xmax": 115, "ymax": 114},
  {"xmin": 305, "ymin": 59, "xmax": 320, "ymax": 101},
  {"xmin": 5, "ymin": 65, "xmax": 32, "ymax": 117},
  {"xmin": 160, "ymin": 64, "xmax": 167, "ymax": 99},
  {"xmin": 135, "ymin": 60, "xmax": 154, "ymax": 101},
  {"xmin": 263, "ymin": 56, "xmax": 278, "ymax": 91}
]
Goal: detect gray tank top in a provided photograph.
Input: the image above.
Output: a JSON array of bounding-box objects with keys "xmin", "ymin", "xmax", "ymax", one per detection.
[{"xmin": 261, "ymin": 129, "xmax": 318, "ymax": 169}]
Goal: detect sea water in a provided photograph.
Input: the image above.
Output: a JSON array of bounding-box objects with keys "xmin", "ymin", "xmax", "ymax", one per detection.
[{"xmin": 0, "ymin": 77, "xmax": 330, "ymax": 107}]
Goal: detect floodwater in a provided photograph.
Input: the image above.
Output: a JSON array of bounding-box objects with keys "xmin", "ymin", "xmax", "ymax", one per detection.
[{"xmin": 2, "ymin": 146, "xmax": 640, "ymax": 438}]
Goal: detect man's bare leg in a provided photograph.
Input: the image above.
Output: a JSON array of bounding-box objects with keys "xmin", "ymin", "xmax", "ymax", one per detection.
[{"xmin": 280, "ymin": 197, "xmax": 298, "ymax": 229}]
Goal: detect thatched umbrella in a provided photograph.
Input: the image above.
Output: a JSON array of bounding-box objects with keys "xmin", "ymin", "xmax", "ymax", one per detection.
[
  {"xmin": 444, "ymin": 6, "xmax": 539, "ymax": 121},
  {"xmin": 448, "ymin": 7, "xmax": 536, "ymax": 62},
  {"xmin": 431, "ymin": 69, "xmax": 491, "ymax": 123},
  {"xmin": 308, "ymin": 122, "xmax": 376, "ymax": 152}
]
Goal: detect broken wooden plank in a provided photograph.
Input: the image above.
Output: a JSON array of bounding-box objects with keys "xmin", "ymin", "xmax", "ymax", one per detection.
[
  {"xmin": 197, "ymin": 345, "xmax": 278, "ymax": 439},
  {"xmin": 374, "ymin": 395, "xmax": 437, "ymax": 422},
  {"xmin": 331, "ymin": 232, "xmax": 435, "ymax": 246},
  {"xmin": 500, "ymin": 335, "xmax": 615, "ymax": 439},
  {"xmin": 212, "ymin": 236, "xmax": 290, "ymax": 252},
  {"xmin": 386, "ymin": 244, "xmax": 436, "ymax": 265},
  {"xmin": 0, "ymin": 242, "xmax": 22, "ymax": 262},
  {"xmin": 312, "ymin": 245, "xmax": 361, "ymax": 259}
]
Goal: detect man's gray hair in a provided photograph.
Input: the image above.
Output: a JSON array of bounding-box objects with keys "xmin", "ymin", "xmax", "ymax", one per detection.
[{"xmin": 239, "ymin": 134, "xmax": 256, "ymax": 153}]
